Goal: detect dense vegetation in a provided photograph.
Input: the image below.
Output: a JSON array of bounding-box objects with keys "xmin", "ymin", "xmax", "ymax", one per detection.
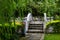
[
  {"xmin": 46, "ymin": 20, "xmax": 60, "ymax": 33},
  {"xmin": 0, "ymin": 0, "xmax": 60, "ymax": 17},
  {"xmin": 0, "ymin": 0, "xmax": 60, "ymax": 40},
  {"xmin": 0, "ymin": 22, "xmax": 24, "ymax": 40}
]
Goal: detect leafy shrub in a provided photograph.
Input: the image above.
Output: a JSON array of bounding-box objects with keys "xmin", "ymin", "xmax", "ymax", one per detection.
[
  {"xmin": 46, "ymin": 20, "xmax": 60, "ymax": 33},
  {"xmin": 0, "ymin": 22, "xmax": 24, "ymax": 40}
]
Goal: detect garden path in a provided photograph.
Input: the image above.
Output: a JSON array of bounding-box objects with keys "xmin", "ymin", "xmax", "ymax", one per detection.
[{"xmin": 25, "ymin": 33, "xmax": 44, "ymax": 40}]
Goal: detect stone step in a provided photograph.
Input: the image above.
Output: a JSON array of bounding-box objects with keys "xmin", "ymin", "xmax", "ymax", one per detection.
[
  {"xmin": 25, "ymin": 33, "xmax": 44, "ymax": 40},
  {"xmin": 30, "ymin": 21, "xmax": 43, "ymax": 24},
  {"xmin": 28, "ymin": 27, "xmax": 43, "ymax": 30},
  {"xmin": 27, "ymin": 30, "xmax": 44, "ymax": 33},
  {"xmin": 28, "ymin": 21, "xmax": 44, "ymax": 33},
  {"xmin": 29, "ymin": 24, "xmax": 43, "ymax": 27}
]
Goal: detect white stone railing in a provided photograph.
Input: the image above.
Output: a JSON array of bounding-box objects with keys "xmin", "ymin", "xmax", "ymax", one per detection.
[
  {"xmin": 25, "ymin": 13, "xmax": 33, "ymax": 34},
  {"xmin": 43, "ymin": 13, "xmax": 53, "ymax": 30}
]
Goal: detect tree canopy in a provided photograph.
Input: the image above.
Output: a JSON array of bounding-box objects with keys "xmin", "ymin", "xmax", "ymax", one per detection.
[{"xmin": 0, "ymin": 0, "xmax": 60, "ymax": 20}]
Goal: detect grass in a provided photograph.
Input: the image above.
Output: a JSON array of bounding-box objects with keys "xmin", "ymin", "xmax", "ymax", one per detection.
[{"xmin": 44, "ymin": 34, "xmax": 60, "ymax": 40}]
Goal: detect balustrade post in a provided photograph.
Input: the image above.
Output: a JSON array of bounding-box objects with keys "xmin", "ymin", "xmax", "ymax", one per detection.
[
  {"xmin": 44, "ymin": 13, "xmax": 47, "ymax": 31},
  {"xmin": 25, "ymin": 13, "xmax": 32, "ymax": 34}
]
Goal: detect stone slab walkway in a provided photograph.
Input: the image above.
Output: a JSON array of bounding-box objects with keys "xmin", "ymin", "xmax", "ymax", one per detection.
[{"xmin": 25, "ymin": 33, "xmax": 44, "ymax": 40}]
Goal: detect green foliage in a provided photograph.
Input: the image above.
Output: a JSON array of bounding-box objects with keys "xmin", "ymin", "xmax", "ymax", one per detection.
[
  {"xmin": 0, "ymin": 0, "xmax": 16, "ymax": 23},
  {"xmin": 0, "ymin": 0, "xmax": 26, "ymax": 40},
  {"xmin": 46, "ymin": 20, "xmax": 60, "ymax": 26},
  {"xmin": 0, "ymin": 0, "xmax": 60, "ymax": 17},
  {"xmin": 46, "ymin": 20, "xmax": 60, "ymax": 33},
  {"xmin": 0, "ymin": 22, "xmax": 24, "ymax": 40},
  {"xmin": 53, "ymin": 22, "xmax": 60, "ymax": 33},
  {"xmin": 24, "ymin": 0, "xmax": 60, "ymax": 17}
]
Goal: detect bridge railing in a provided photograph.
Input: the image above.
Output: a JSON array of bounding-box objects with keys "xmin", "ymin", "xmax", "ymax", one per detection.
[
  {"xmin": 46, "ymin": 17, "xmax": 53, "ymax": 22},
  {"xmin": 44, "ymin": 13, "xmax": 54, "ymax": 30},
  {"xmin": 24, "ymin": 13, "xmax": 33, "ymax": 34}
]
